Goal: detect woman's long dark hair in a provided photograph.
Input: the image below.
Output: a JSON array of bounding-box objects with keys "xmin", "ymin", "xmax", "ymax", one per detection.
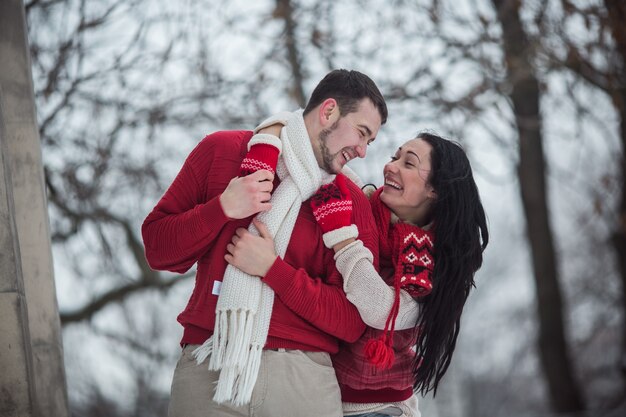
[{"xmin": 412, "ymin": 132, "xmax": 489, "ymax": 395}]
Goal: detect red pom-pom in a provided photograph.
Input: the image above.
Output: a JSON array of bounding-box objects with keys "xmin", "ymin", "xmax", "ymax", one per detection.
[{"xmin": 364, "ymin": 338, "xmax": 395, "ymax": 370}]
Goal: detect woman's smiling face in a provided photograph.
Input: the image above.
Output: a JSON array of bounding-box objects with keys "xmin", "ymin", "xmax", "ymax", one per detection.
[{"xmin": 380, "ymin": 138, "xmax": 436, "ymax": 225}]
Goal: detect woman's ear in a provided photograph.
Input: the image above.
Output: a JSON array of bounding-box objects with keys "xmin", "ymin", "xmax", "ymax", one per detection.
[{"xmin": 427, "ymin": 186, "xmax": 437, "ymax": 200}]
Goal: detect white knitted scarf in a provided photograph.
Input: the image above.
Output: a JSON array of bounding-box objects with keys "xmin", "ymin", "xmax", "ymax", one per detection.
[{"xmin": 192, "ymin": 109, "xmax": 331, "ymax": 406}]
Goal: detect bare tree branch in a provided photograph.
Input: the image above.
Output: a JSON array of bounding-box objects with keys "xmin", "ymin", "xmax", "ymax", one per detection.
[{"xmin": 60, "ymin": 272, "xmax": 192, "ymax": 325}]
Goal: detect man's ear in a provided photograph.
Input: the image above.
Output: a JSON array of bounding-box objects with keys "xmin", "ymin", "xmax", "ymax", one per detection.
[{"xmin": 319, "ymin": 98, "xmax": 340, "ymax": 127}]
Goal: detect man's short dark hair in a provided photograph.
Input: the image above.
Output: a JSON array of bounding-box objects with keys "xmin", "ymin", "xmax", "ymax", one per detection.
[{"xmin": 303, "ymin": 69, "xmax": 388, "ymax": 125}]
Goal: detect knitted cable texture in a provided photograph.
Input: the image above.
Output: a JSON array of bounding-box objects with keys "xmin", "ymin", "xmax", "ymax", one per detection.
[{"xmin": 192, "ymin": 110, "xmax": 331, "ymax": 406}]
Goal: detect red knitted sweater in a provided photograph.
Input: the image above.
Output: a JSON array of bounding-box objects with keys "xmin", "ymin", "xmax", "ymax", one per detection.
[{"xmin": 142, "ymin": 130, "xmax": 378, "ymax": 352}]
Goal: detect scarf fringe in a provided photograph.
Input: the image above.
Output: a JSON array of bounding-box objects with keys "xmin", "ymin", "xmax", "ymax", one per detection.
[
  {"xmin": 233, "ymin": 344, "xmax": 263, "ymax": 405},
  {"xmin": 213, "ymin": 364, "xmax": 237, "ymax": 404},
  {"xmin": 192, "ymin": 311, "xmax": 263, "ymax": 406},
  {"xmin": 191, "ymin": 337, "xmax": 213, "ymax": 365},
  {"xmin": 208, "ymin": 310, "xmax": 229, "ymax": 369},
  {"xmin": 211, "ymin": 343, "xmax": 264, "ymax": 406},
  {"xmin": 204, "ymin": 309, "xmax": 257, "ymax": 370},
  {"xmin": 224, "ymin": 310, "xmax": 252, "ymax": 367}
]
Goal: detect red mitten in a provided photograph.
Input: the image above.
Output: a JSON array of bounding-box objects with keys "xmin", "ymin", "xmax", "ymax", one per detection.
[
  {"xmin": 310, "ymin": 174, "xmax": 358, "ymax": 248},
  {"xmin": 310, "ymin": 174, "xmax": 353, "ymax": 232},
  {"xmin": 239, "ymin": 133, "xmax": 282, "ymax": 177},
  {"xmin": 391, "ymin": 222, "xmax": 435, "ymax": 298}
]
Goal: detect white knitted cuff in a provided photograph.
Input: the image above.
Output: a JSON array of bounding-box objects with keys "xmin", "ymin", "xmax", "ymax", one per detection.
[
  {"xmin": 247, "ymin": 133, "xmax": 283, "ymax": 155},
  {"xmin": 322, "ymin": 224, "xmax": 358, "ymax": 249}
]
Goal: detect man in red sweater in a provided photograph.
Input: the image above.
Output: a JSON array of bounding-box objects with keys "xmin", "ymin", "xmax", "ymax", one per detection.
[{"xmin": 142, "ymin": 69, "xmax": 387, "ymax": 417}]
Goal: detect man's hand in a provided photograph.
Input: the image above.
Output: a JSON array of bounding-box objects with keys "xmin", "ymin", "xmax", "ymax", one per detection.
[
  {"xmin": 225, "ymin": 219, "xmax": 277, "ymax": 277},
  {"xmin": 220, "ymin": 170, "xmax": 274, "ymax": 219}
]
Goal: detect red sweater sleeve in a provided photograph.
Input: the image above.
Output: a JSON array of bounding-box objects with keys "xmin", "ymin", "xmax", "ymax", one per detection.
[
  {"xmin": 262, "ymin": 180, "xmax": 379, "ymax": 343},
  {"xmin": 141, "ymin": 135, "xmax": 236, "ymax": 273}
]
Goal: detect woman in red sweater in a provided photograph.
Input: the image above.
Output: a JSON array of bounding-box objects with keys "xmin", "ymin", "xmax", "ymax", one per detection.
[{"xmin": 227, "ymin": 132, "xmax": 489, "ymax": 417}]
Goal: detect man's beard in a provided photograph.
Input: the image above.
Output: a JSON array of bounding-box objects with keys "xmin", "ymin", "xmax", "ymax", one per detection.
[{"xmin": 318, "ymin": 120, "xmax": 340, "ymax": 173}]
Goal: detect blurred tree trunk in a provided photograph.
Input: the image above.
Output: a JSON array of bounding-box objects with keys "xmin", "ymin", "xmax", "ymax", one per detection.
[
  {"xmin": 614, "ymin": 83, "xmax": 626, "ymax": 394},
  {"xmin": 492, "ymin": 0, "xmax": 585, "ymax": 412},
  {"xmin": 603, "ymin": 0, "xmax": 626, "ymax": 388},
  {"xmin": 274, "ymin": 0, "xmax": 307, "ymax": 107},
  {"xmin": 562, "ymin": 0, "xmax": 626, "ymax": 393}
]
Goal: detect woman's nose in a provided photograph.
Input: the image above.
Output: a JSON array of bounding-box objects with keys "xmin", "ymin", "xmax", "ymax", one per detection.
[
  {"xmin": 384, "ymin": 161, "xmax": 398, "ymax": 173},
  {"xmin": 383, "ymin": 161, "xmax": 398, "ymax": 174}
]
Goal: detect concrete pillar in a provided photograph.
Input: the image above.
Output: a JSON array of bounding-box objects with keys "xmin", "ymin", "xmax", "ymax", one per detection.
[
  {"xmin": 0, "ymin": 0, "xmax": 69, "ymax": 416},
  {"xmin": 0, "ymin": 104, "xmax": 38, "ymax": 417}
]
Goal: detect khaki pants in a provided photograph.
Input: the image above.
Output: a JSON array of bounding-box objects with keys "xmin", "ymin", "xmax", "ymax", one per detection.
[{"xmin": 168, "ymin": 345, "xmax": 343, "ymax": 417}]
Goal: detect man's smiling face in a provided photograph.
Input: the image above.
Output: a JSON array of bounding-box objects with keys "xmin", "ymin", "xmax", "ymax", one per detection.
[{"xmin": 315, "ymin": 98, "xmax": 382, "ymax": 174}]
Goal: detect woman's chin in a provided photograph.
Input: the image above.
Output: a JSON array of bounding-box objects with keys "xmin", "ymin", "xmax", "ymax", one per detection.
[{"xmin": 379, "ymin": 189, "xmax": 395, "ymax": 208}]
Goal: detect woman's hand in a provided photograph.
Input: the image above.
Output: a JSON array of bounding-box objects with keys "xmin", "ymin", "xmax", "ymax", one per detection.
[
  {"xmin": 257, "ymin": 123, "xmax": 283, "ymax": 136},
  {"xmin": 332, "ymin": 238, "xmax": 356, "ymax": 252},
  {"xmin": 310, "ymin": 173, "xmax": 358, "ymax": 250},
  {"xmin": 225, "ymin": 219, "xmax": 277, "ymax": 277}
]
